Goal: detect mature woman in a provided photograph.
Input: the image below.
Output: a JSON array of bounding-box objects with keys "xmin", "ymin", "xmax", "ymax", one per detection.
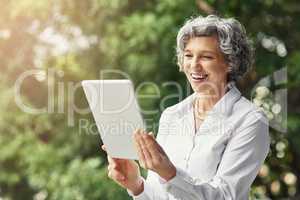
[{"xmin": 103, "ymin": 15, "xmax": 270, "ymax": 200}]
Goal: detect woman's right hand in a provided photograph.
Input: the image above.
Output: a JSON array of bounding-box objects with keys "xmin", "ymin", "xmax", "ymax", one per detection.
[{"xmin": 102, "ymin": 145, "xmax": 144, "ymax": 195}]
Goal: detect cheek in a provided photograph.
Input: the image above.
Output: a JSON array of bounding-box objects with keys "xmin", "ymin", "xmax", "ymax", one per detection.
[
  {"xmin": 182, "ymin": 61, "xmax": 190, "ymax": 73},
  {"xmin": 217, "ymin": 64, "xmax": 229, "ymax": 76},
  {"xmin": 182, "ymin": 59, "xmax": 189, "ymax": 68},
  {"xmin": 207, "ymin": 62, "xmax": 228, "ymax": 74},
  {"xmin": 209, "ymin": 68, "xmax": 228, "ymax": 82}
]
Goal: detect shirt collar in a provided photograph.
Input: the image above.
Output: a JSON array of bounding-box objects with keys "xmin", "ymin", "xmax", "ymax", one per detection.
[{"xmin": 190, "ymin": 82, "xmax": 241, "ymax": 117}]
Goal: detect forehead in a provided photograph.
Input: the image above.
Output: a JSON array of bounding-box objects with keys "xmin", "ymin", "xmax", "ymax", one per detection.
[{"xmin": 184, "ymin": 36, "xmax": 220, "ymax": 52}]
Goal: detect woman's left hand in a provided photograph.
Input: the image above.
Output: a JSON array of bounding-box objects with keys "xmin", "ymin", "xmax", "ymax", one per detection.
[{"xmin": 133, "ymin": 129, "xmax": 176, "ymax": 181}]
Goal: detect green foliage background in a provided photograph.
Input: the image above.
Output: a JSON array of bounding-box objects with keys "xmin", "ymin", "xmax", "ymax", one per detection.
[{"xmin": 0, "ymin": 0, "xmax": 299, "ymax": 199}]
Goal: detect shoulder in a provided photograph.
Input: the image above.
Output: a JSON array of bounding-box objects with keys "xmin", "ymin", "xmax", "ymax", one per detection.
[
  {"xmin": 233, "ymin": 96, "xmax": 267, "ymax": 121},
  {"xmin": 226, "ymin": 96, "xmax": 270, "ymax": 158},
  {"xmin": 231, "ymin": 96, "xmax": 269, "ymax": 136}
]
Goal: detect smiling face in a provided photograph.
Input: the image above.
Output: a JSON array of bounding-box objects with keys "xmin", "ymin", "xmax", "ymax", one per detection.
[{"xmin": 183, "ymin": 36, "xmax": 229, "ymax": 95}]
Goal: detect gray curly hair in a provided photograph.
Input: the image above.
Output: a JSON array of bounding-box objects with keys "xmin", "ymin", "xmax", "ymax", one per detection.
[{"xmin": 176, "ymin": 15, "xmax": 254, "ymax": 82}]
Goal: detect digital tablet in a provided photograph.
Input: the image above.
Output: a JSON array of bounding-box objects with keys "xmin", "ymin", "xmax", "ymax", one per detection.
[{"xmin": 82, "ymin": 80, "xmax": 144, "ymax": 160}]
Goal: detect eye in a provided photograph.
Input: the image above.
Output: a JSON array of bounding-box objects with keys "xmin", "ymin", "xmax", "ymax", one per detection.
[
  {"xmin": 184, "ymin": 54, "xmax": 193, "ymax": 58},
  {"xmin": 202, "ymin": 55, "xmax": 213, "ymax": 59}
]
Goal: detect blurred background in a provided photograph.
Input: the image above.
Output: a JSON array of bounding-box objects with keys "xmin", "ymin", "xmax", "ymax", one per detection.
[{"xmin": 0, "ymin": 0, "xmax": 299, "ymax": 199}]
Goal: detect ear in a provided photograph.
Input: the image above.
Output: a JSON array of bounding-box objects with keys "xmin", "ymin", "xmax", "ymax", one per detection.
[
  {"xmin": 225, "ymin": 65, "xmax": 233, "ymax": 82},
  {"xmin": 226, "ymin": 68, "xmax": 230, "ymax": 73},
  {"xmin": 225, "ymin": 64, "xmax": 231, "ymax": 73}
]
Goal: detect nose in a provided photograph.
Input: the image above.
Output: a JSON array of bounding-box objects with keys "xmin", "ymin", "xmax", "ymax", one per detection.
[{"xmin": 190, "ymin": 57, "xmax": 202, "ymax": 70}]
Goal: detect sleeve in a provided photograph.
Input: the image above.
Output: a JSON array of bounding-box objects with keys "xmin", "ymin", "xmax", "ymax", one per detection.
[
  {"xmin": 127, "ymin": 109, "xmax": 171, "ymax": 200},
  {"xmin": 158, "ymin": 111, "xmax": 270, "ymax": 200}
]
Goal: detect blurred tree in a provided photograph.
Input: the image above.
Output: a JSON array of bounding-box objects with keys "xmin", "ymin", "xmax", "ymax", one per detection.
[{"xmin": 0, "ymin": 0, "xmax": 299, "ymax": 199}]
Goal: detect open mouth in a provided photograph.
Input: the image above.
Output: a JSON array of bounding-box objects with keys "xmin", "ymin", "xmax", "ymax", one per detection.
[{"xmin": 190, "ymin": 73, "xmax": 208, "ymax": 82}]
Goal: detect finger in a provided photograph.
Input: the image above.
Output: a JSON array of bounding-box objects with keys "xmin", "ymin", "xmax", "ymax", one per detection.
[
  {"xmin": 107, "ymin": 155, "xmax": 119, "ymax": 166},
  {"xmin": 110, "ymin": 169, "xmax": 126, "ymax": 181},
  {"xmin": 143, "ymin": 133, "xmax": 167, "ymax": 161},
  {"xmin": 134, "ymin": 129, "xmax": 146, "ymax": 166},
  {"xmin": 101, "ymin": 145, "xmax": 106, "ymax": 152},
  {"xmin": 134, "ymin": 129, "xmax": 147, "ymax": 168},
  {"xmin": 107, "ymin": 163, "xmax": 125, "ymax": 179},
  {"xmin": 147, "ymin": 132, "xmax": 156, "ymax": 142},
  {"xmin": 148, "ymin": 132, "xmax": 161, "ymax": 151},
  {"xmin": 108, "ymin": 170, "xmax": 112, "ymax": 178},
  {"xmin": 107, "ymin": 162, "xmax": 117, "ymax": 169},
  {"xmin": 107, "ymin": 164, "xmax": 125, "ymax": 180},
  {"xmin": 142, "ymin": 133, "xmax": 162, "ymax": 162},
  {"xmin": 139, "ymin": 131, "xmax": 153, "ymax": 168},
  {"xmin": 148, "ymin": 132, "xmax": 154, "ymax": 138},
  {"xmin": 107, "ymin": 154, "xmax": 123, "ymax": 165},
  {"xmin": 145, "ymin": 133, "xmax": 166, "ymax": 155},
  {"xmin": 107, "ymin": 163, "xmax": 120, "ymax": 173}
]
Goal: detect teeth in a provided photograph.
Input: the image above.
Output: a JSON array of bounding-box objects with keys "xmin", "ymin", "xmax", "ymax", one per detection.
[{"xmin": 191, "ymin": 73, "xmax": 208, "ymax": 79}]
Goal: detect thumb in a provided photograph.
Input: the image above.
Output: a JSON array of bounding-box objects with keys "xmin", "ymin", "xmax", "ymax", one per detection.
[
  {"xmin": 148, "ymin": 132, "xmax": 155, "ymax": 139},
  {"xmin": 101, "ymin": 144, "xmax": 107, "ymax": 152}
]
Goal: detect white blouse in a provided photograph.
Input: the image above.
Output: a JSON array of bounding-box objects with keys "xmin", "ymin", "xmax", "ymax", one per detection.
[{"xmin": 128, "ymin": 84, "xmax": 270, "ymax": 200}]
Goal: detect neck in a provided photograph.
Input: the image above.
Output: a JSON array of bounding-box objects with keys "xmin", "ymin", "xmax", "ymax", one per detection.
[{"xmin": 193, "ymin": 83, "xmax": 228, "ymax": 112}]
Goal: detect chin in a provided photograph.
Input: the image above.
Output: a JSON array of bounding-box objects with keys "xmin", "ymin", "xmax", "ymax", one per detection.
[{"xmin": 191, "ymin": 81, "xmax": 222, "ymax": 95}]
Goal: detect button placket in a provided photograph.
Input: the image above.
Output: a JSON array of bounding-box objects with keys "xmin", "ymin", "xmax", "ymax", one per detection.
[{"xmin": 184, "ymin": 133, "xmax": 197, "ymax": 170}]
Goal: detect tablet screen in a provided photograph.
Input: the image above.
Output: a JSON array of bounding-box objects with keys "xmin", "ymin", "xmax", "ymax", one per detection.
[{"xmin": 82, "ymin": 80, "xmax": 144, "ymax": 160}]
